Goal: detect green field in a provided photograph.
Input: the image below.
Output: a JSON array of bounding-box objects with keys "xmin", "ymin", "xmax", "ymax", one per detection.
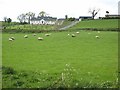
[
  {"xmin": 69, "ymin": 19, "xmax": 118, "ymax": 30},
  {"xmin": 2, "ymin": 31, "xmax": 118, "ymax": 88},
  {"xmin": 2, "ymin": 20, "xmax": 71, "ymax": 31},
  {"xmin": 2, "ymin": 19, "xmax": 119, "ymax": 32}
]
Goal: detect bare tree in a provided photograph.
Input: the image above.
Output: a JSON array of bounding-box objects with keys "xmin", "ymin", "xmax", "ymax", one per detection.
[
  {"xmin": 89, "ymin": 8, "xmax": 100, "ymax": 19},
  {"xmin": 4, "ymin": 17, "xmax": 7, "ymax": 22},
  {"xmin": 17, "ymin": 14, "xmax": 26, "ymax": 23},
  {"xmin": 26, "ymin": 12, "xmax": 35, "ymax": 24}
]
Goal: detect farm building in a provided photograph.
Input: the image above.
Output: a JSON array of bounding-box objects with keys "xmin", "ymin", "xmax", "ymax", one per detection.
[
  {"xmin": 79, "ymin": 16, "xmax": 92, "ymax": 21},
  {"xmin": 105, "ymin": 14, "xmax": 120, "ymax": 18},
  {"xmin": 30, "ymin": 16, "xmax": 57, "ymax": 25}
]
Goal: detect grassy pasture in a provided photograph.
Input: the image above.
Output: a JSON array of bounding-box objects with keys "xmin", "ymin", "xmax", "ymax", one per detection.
[
  {"xmin": 69, "ymin": 19, "xmax": 118, "ymax": 30},
  {"xmin": 2, "ymin": 31, "xmax": 118, "ymax": 88}
]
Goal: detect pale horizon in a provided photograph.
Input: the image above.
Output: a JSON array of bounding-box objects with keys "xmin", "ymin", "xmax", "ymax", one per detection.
[{"xmin": 0, "ymin": 0, "xmax": 119, "ymax": 22}]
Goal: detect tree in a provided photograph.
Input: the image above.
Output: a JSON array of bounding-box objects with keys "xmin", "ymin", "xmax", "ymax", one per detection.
[
  {"xmin": 65, "ymin": 15, "xmax": 68, "ymax": 19},
  {"xmin": 89, "ymin": 8, "xmax": 100, "ymax": 19},
  {"xmin": 68, "ymin": 17, "xmax": 75, "ymax": 21},
  {"xmin": 106, "ymin": 11, "xmax": 110, "ymax": 18},
  {"xmin": 4, "ymin": 17, "xmax": 7, "ymax": 22},
  {"xmin": 7, "ymin": 18, "xmax": 12, "ymax": 23},
  {"xmin": 106, "ymin": 11, "xmax": 109, "ymax": 15},
  {"xmin": 38, "ymin": 11, "xmax": 47, "ymax": 17},
  {"xmin": 17, "ymin": 14, "xmax": 26, "ymax": 23},
  {"xmin": 26, "ymin": 12, "xmax": 35, "ymax": 24}
]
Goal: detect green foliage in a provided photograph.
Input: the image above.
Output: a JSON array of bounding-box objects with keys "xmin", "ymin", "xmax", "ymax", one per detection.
[
  {"xmin": 68, "ymin": 17, "xmax": 75, "ymax": 21},
  {"xmin": 2, "ymin": 65, "xmax": 118, "ymax": 88},
  {"xmin": 7, "ymin": 18, "xmax": 12, "ymax": 23},
  {"xmin": 2, "ymin": 66, "xmax": 16, "ymax": 74},
  {"xmin": 2, "ymin": 22, "xmax": 20, "ymax": 27}
]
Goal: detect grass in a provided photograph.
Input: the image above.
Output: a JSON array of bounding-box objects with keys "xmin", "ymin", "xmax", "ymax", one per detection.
[
  {"xmin": 0, "ymin": 32, "xmax": 2, "ymax": 89},
  {"xmin": 69, "ymin": 19, "xmax": 118, "ymax": 30},
  {"xmin": 2, "ymin": 31, "xmax": 118, "ymax": 88}
]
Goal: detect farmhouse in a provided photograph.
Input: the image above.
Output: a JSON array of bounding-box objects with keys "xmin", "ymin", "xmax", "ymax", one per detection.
[
  {"xmin": 30, "ymin": 16, "xmax": 57, "ymax": 25},
  {"xmin": 79, "ymin": 16, "xmax": 92, "ymax": 21}
]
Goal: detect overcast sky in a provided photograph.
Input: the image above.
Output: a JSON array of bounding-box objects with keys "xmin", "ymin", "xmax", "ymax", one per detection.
[{"xmin": 0, "ymin": 0, "xmax": 119, "ymax": 21}]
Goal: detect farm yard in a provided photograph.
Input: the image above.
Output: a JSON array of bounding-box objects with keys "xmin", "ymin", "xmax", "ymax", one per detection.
[{"xmin": 2, "ymin": 30, "xmax": 118, "ymax": 88}]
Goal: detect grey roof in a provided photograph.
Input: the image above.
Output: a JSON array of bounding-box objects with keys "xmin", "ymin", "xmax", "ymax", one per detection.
[
  {"xmin": 79, "ymin": 16, "xmax": 92, "ymax": 18},
  {"xmin": 31, "ymin": 16, "xmax": 57, "ymax": 21},
  {"xmin": 105, "ymin": 14, "xmax": 120, "ymax": 17}
]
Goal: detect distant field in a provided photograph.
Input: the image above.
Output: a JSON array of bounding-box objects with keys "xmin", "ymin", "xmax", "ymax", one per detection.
[
  {"xmin": 69, "ymin": 19, "xmax": 118, "ymax": 30},
  {"xmin": 4, "ymin": 24, "xmax": 56, "ymax": 30},
  {"xmin": 2, "ymin": 31, "xmax": 118, "ymax": 88},
  {"xmin": 2, "ymin": 20, "xmax": 71, "ymax": 31},
  {"xmin": 2, "ymin": 19, "xmax": 119, "ymax": 32}
]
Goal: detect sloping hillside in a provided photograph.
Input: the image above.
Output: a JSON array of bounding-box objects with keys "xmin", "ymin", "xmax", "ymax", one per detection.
[{"xmin": 69, "ymin": 19, "xmax": 119, "ymax": 30}]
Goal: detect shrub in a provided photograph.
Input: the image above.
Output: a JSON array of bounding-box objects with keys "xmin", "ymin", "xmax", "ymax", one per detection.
[
  {"xmin": 2, "ymin": 66, "xmax": 16, "ymax": 74},
  {"xmin": 13, "ymin": 80, "xmax": 24, "ymax": 87}
]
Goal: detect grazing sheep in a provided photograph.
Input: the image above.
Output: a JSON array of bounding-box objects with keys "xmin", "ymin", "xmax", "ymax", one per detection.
[
  {"xmin": 76, "ymin": 32, "xmax": 79, "ymax": 34},
  {"xmin": 11, "ymin": 37, "xmax": 15, "ymax": 40},
  {"xmin": 68, "ymin": 34, "xmax": 70, "ymax": 36},
  {"xmin": 98, "ymin": 31, "xmax": 100, "ymax": 33},
  {"xmin": 33, "ymin": 33, "xmax": 36, "ymax": 36},
  {"xmin": 9, "ymin": 38, "xmax": 13, "ymax": 41},
  {"xmin": 95, "ymin": 36, "xmax": 100, "ymax": 39},
  {"xmin": 72, "ymin": 34, "xmax": 76, "ymax": 37},
  {"xmin": 45, "ymin": 33, "xmax": 51, "ymax": 36},
  {"xmin": 38, "ymin": 37, "xmax": 43, "ymax": 40},
  {"xmin": 24, "ymin": 35, "xmax": 28, "ymax": 38}
]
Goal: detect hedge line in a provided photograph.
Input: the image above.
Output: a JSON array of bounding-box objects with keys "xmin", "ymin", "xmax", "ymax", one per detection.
[
  {"xmin": 1, "ymin": 28, "xmax": 120, "ymax": 33},
  {"xmin": 69, "ymin": 28, "xmax": 120, "ymax": 31}
]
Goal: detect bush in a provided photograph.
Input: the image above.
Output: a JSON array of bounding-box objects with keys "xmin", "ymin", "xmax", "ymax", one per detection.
[
  {"xmin": 68, "ymin": 18, "xmax": 75, "ymax": 21},
  {"xmin": 2, "ymin": 66, "xmax": 16, "ymax": 74}
]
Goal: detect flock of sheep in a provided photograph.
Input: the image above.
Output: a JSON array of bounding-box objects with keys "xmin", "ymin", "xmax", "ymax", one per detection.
[
  {"xmin": 8, "ymin": 33, "xmax": 51, "ymax": 41},
  {"xmin": 8, "ymin": 31, "xmax": 100, "ymax": 41}
]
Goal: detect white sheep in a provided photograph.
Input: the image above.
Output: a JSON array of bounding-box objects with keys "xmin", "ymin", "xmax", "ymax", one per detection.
[
  {"xmin": 45, "ymin": 33, "xmax": 51, "ymax": 36},
  {"xmin": 38, "ymin": 37, "xmax": 43, "ymax": 40},
  {"xmin": 72, "ymin": 34, "xmax": 76, "ymax": 37},
  {"xmin": 68, "ymin": 34, "xmax": 70, "ymax": 36},
  {"xmin": 33, "ymin": 33, "xmax": 36, "ymax": 36},
  {"xmin": 95, "ymin": 36, "xmax": 100, "ymax": 39},
  {"xmin": 24, "ymin": 35, "xmax": 28, "ymax": 38},
  {"xmin": 76, "ymin": 32, "xmax": 79, "ymax": 34},
  {"xmin": 98, "ymin": 31, "xmax": 100, "ymax": 33},
  {"xmin": 11, "ymin": 37, "xmax": 15, "ymax": 40},
  {"xmin": 9, "ymin": 38, "xmax": 13, "ymax": 41}
]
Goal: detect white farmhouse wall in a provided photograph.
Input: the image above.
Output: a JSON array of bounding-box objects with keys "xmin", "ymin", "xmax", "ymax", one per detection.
[{"xmin": 30, "ymin": 18, "xmax": 57, "ymax": 25}]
